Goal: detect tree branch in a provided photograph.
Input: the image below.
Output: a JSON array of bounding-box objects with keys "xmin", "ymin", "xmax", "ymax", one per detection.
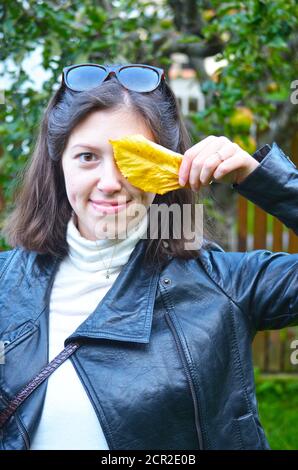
[{"xmin": 157, "ymin": 32, "xmax": 223, "ymax": 58}]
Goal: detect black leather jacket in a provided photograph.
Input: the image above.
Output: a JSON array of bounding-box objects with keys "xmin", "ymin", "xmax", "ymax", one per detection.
[{"xmin": 0, "ymin": 143, "xmax": 297, "ymax": 450}]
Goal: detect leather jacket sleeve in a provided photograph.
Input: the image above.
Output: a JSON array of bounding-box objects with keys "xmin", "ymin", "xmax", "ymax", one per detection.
[
  {"xmin": 200, "ymin": 143, "xmax": 298, "ymax": 332},
  {"xmin": 232, "ymin": 142, "xmax": 297, "ymax": 234}
]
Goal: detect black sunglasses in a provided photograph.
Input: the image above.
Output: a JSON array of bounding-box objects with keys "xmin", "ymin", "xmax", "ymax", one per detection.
[{"xmin": 62, "ymin": 63, "xmax": 165, "ymax": 93}]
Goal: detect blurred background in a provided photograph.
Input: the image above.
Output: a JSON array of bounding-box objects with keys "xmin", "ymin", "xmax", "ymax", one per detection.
[{"xmin": 0, "ymin": 0, "xmax": 297, "ymax": 449}]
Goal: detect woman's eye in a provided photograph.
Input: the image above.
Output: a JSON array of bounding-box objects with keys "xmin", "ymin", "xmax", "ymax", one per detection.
[{"xmin": 77, "ymin": 152, "xmax": 98, "ymax": 163}]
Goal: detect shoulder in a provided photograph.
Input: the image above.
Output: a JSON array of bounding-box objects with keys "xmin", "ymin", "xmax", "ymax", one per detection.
[
  {"xmin": 0, "ymin": 247, "xmax": 35, "ymax": 278},
  {"xmin": 197, "ymin": 241, "xmax": 282, "ymax": 275},
  {"xmin": 0, "ymin": 248, "xmax": 17, "ymax": 275},
  {"xmin": 195, "ymin": 241, "xmax": 296, "ymax": 297}
]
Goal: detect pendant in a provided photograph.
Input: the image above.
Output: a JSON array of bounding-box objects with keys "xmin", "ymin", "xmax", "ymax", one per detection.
[{"xmin": 106, "ymin": 273, "xmax": 110, "ymax": 279}]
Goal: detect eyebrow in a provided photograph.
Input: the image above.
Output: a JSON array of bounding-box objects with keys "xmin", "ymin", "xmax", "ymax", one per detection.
[{"xmin": 70, "ymin": 143, "xmax": 104, "ymax": 152}]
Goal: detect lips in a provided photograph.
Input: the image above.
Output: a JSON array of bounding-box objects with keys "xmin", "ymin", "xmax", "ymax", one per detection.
[
  {"xmin": 89, "ymin": 199, "xmax": 132, "ymax": 214},
  {"xmin": 91, "ymin": 200, "xmax": 130, "ymax": 205}
]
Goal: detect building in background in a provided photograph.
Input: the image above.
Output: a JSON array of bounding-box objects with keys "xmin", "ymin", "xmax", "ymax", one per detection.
[{"xmin": 168, "ymin": 53, "xmax": 205, "ymax": 115}]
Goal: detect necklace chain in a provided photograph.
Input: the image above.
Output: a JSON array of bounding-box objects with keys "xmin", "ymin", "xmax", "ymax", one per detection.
[
  {"xmin": 95, "ymin": 241, "xmax": 118, "ymax": 279},
  {"xmin": 72, "ymin": 212, "xmax": 118, "ymax": 279}
]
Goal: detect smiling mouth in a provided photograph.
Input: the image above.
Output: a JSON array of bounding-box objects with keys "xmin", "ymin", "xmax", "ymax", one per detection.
[
  {"xmin": 89, "ymin": 199, "xmax": 132, "ymax": 214},
  {"xmin": 90, "ymin": 200, "xmax": 131, "ymax": 205}
]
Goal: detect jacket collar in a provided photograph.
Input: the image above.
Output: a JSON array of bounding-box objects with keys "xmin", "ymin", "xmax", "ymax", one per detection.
[
  {"xmin": 33, "ymin": 239, "xmax": 159, "ymax": 345},
  {"xmin": 1, "ymin": 241, "xmax": 161, "ymax": 345},
  {"xmin": 65, "ymin": 239, "xmax": 160, "ymax": 345}
]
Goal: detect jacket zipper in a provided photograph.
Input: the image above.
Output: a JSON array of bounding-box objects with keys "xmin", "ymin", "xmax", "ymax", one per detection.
[
  {"xmin": 0, "ymin": 391, "xmax": 30, "ymax": 449},
  {"xmin": 70, "ymin": 355, "xmax": 114, "ymax": 450},
  {"xmin": 165, "ymin": 312, "xmax": 204, "ymax": 450}
]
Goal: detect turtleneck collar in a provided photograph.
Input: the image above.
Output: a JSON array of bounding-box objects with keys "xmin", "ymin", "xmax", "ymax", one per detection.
[{"xmin": 66, "ymin": 212, "xmax": 148, "ymax": 273}]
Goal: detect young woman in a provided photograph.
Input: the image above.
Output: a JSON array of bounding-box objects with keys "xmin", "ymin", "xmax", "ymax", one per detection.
[{"xmin": 0, "ymin": 64, "xmax": 297, "ymax": 450}]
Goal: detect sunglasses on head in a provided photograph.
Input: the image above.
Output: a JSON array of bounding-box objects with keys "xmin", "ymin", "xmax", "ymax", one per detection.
[{"xmin": 62, "ymin": 63, "xmax": 165, "ymax": 93}]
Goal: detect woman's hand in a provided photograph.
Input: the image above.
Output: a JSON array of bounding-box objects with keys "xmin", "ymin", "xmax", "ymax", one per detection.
[{"xmin": 178, "ymin": 136, "xmax": 260, "ymax": 191}]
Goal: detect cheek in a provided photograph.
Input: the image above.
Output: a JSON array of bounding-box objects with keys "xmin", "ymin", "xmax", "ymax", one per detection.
[
  {"xmin": 63, "ymin": 173, "xmax": 75, "ymax": 200},
  {"xmin": 63, "ymin": 173, "xmax": 84, "ymax": 206}
]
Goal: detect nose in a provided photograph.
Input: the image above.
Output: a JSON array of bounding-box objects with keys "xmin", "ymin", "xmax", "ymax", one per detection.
[{"xmin": 96, "ymin": 158, "xmax": 123, "ymax": 193}]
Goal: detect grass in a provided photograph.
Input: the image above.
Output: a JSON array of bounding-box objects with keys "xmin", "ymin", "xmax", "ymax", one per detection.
[{"xmin": 255, "ymin": 372, "xmax": 298, "ymax": 449}]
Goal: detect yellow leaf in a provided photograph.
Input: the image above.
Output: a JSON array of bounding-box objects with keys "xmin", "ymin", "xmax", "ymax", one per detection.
[{"xmin": 109, "ymin": 134, "xmax": 186, "ymax": 195}]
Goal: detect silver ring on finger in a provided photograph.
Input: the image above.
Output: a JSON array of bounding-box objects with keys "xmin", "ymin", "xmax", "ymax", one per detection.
[{"xmin": 214, "ymin": 150, "xmax": 225, "ymax": 161}]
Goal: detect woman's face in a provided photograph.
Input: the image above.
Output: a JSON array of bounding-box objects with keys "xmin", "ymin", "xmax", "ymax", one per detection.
[{"xmin": 62, "ymin": 108, "xmax": 156, "ymax": 240}]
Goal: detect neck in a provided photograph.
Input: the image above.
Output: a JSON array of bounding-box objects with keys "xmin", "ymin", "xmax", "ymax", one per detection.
[{"xmin": 66, "ymin": 213, "xmax": 148, "ymax": 275}]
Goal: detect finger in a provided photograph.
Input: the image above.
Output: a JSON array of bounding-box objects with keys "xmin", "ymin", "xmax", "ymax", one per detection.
[
  {"xmin": 215, "ymin": 142, "xmax": 238, "ymax": 161},
  {"xmin": 213, "ymin": 150, "xmax": 247, "ymax": 181},
  {"xmin": 179, "ymin": 135, "xmax": 232, "ymax": 186},
  {"xmin": 188, "ymin": 137, "xmax": 232, "ymax": 187},
  {"xmin": 200, "ymin": 139, "xmax": 242, "ymax": 185},
  {"xmin": 187, "ymin": 155, "xmax": 206, "ymax": 191},
  {"xmin": 197, "ymin": 154, "xmax": 224, "ymax": 186},
  {"xmin": 179, "ymin": 136, "xmax": 217, "ymax": 185},
  {"xmin": 183, "ymin": 135, "xmax": 217, "ymax": 159},
  {"xmin": 179, "ymin": 136, "xmax": 230, "ymax": 186}
]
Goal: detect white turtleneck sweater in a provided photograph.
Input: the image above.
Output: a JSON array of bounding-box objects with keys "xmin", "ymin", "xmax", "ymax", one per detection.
[{"xmin": 30, "ymin": 213, "xmax": 148, "ymax": 450}]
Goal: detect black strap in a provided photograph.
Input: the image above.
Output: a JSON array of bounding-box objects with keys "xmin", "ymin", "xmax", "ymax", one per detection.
[{"xmin": 0, "ymin": 341, "xmax": 80, "ymax": 428}]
